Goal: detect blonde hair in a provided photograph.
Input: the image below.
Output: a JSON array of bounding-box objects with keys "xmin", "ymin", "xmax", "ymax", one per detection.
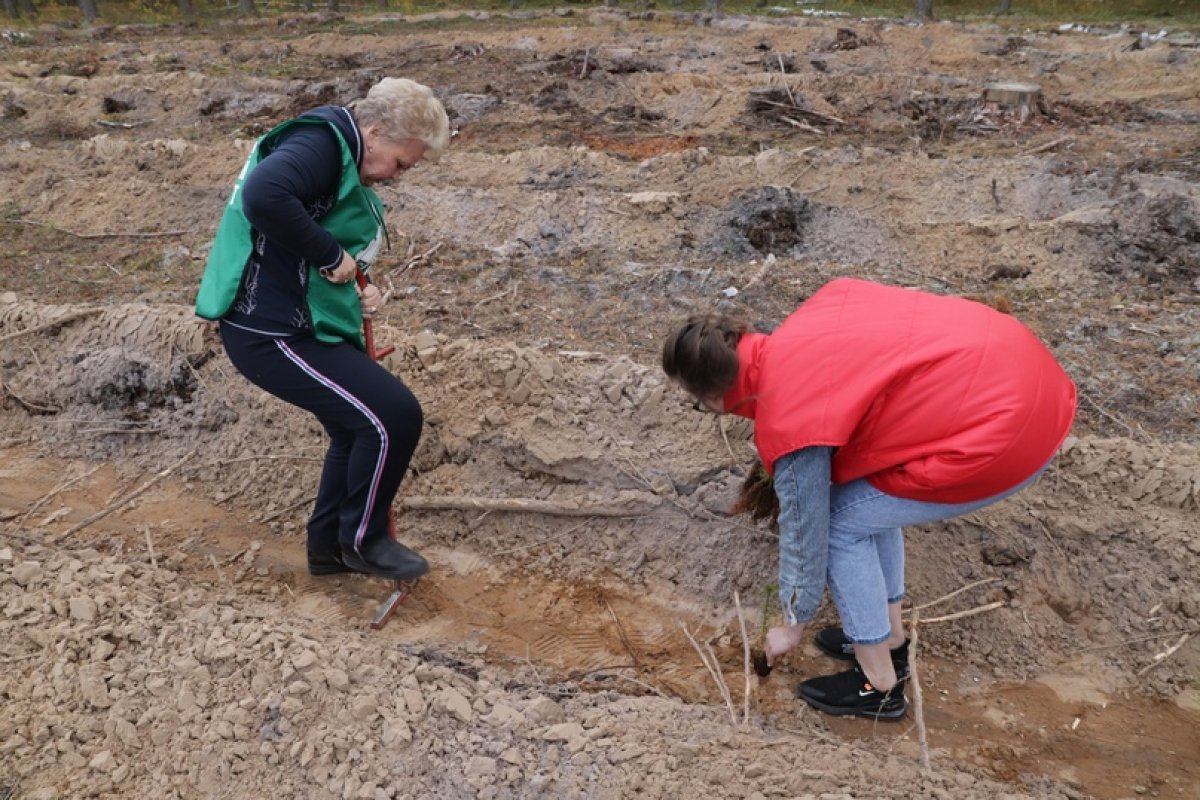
[{"xmin": 353, "ymin": 78, "xmax": 451, "ymax": 162}]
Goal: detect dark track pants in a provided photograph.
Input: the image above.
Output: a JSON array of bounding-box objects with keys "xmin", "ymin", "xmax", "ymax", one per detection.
[{"xmin": 220, "ymin": 322, "xmax": 422, "ymax": 555}]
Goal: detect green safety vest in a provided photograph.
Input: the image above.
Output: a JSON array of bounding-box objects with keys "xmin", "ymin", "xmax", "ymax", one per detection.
[{"xmin": 195, "ymin": 117, "xmax": 384, "ymax": 350}]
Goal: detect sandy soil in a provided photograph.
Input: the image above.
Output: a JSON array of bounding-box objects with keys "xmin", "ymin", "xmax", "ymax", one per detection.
[{"xmin": 1, "ymin": 7, "xmax": 1198, "ymax": 799}]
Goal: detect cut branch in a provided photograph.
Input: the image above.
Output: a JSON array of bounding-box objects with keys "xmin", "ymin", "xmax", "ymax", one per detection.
[
  {"xmin": 909, "ymin": 608, "xmax": 931, "ymax": 771},
  {"xmin": 914, "ymin": 600, "xmax": 1004, "ymax": 624},
  {"xmin": 912, "ymin": 577, "xmax": 1000, "ymax": 611},
  {"xmin": 734, "ymin": 590, "xmax": 752, "ymax": 726},
  {"xmin": 399, "ymin": 493, "xmax": 660, "ymax": 517},
  {"xmin": 53, "ymin": 449, "xmax": 196, "ymax": 542}
]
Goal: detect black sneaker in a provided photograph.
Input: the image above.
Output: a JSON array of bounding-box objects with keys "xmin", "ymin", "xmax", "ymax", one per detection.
[
  {"xmin": 814, "ymin": 626, "xmax": 857, "ymax": 660},
  {"xmin": 889, "ymin": 638, "xmax": 910, "ymax": 681},
  {"xmin": 814, "ymin": 628, "xmax": 911, "ymax": 680},
  {"xmin": 796, "ymin": 665, "xmax": 907, "ymax": 721},
  {"xmin": 341, "ymin": 538, "xmax": 429, "ymax": 581}
]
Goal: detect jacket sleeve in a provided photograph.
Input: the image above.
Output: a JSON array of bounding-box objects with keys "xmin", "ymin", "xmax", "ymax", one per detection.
[
  {"xmin": 773, "ymin": 446, "xmax": 833, "ymax": 625},
  {"xmin": 241, "ymin": 125, "xmax": 345, "ymax": 270}
]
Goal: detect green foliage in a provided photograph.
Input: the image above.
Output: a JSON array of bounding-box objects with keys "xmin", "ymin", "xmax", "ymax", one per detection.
[{"xmin": 757, "ymin": 581, "xmax": 778, "ymax": 642}]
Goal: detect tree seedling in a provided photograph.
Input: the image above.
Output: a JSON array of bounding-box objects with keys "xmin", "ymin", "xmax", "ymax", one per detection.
[{"xmin": 751, "ymin": 582, "xmax": 777, "ymax": 678}]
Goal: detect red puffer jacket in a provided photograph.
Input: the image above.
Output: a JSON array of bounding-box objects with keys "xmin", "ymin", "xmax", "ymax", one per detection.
[{"xmin": 722, "ymin": 278, "xmax": 1077, "ymax": 503}]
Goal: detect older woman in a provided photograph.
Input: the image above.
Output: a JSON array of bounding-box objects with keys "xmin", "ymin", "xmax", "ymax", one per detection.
[
  {"xmin": 662, "ymin": 278, "xmax": 1076, "ymax": 719},
  {"xmin": 196, "ymin": 78, "xmax": 450, "ymax": 581}
]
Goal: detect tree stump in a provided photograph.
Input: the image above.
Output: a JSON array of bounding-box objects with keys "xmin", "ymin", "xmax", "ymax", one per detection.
[{"xmin": 983, "ymin": 82, "xmax": 1044, "ymax": 122}]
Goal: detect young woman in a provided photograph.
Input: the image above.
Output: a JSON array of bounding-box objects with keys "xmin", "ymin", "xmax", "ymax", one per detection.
[
  {"xmin": 196, "ymin": 78, "xmax": 450, "ymax": 581},
  {"xmin": 662, "ymin": 278, "xmax": 1076, "ymax": 719}
]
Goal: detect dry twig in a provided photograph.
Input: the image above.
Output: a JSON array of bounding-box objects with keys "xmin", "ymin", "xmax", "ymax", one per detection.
[
  {"xmin": 400, "ymin": 494, "xmax": 658, "ymax": 517},
  {"xmin": 16, "ymin": 464, "xmax": 102, "ymax": 528},
  {"xmin": 909, "ymin": 608, "xmax": 931, "ymax": 771},
  {"xmin": 1021, "ymin": 135, "xmax": 1073, "ymax": 156},
  {"xmin": 0, "ymin": 378, "xmax": 59, "ymax": 413},
  {"xmin": 1135, "ymin": 632, "xmax": 1192, "ymax": 677},
  {"xmin": 1079, "ymin": 631, "xmax": 1196, "ymax": 653},
  {"xmin": 0, "ymin": 309, "xmax": 103, "ymax": 346},
  {"xmin": 256, "ymin": 494, "xmax": 317, "ymax": 524},
  {"xmin": 209, "ymin": 553, "xmax": 227, "ymax": 585},
  {"xmin": 716, "ymin": 416, "xmax": 737, "ymax": 463},
  {"xmin": 388, "ymin": 240, "xmax": 443, "ymax": 277},
  {"xmin": 488, "ymin": 516, "xmax": 597, "ymax": 557},
  {"xmin": 581, "ymin": 669, "xmax": 668, "ymax": 699},
  {"xmin": 776, "ymin": 54, "xmax": 795, "ymax": 105},
  {"xmin": 605, "ymin": 599, "xmax": 641, "ymax": 669},
  {"xmin": 472, "ymin": 280, "xmax": 518, "ymax": 310},
  {"xmin": 679, "ymin": 622, "xmax": 738, "ymax": 726},
  {"xmin": 733, "ymin": 591, "xmax": 751, "ymax": 725},
  {"xmin": 781, "ymin": 116, "xmax": 824, "ymax": 135},
  {"xmin": 616, "ymin": 455, "xmax": 767, "ymax": 537},
  {"xmin": 11, "ymin": 219, "xmax": 194, "ymax": 239},
  {"xmin": 53, "ymin": 449, "xmax": 196, "ymax": 542},
  {"xmin": 912, "ymin": 577, "xmax": 1000, "ymax": 611},
  {"xmin": 916, "ymin": 600, "xmax": 1004, "ymax": 624},
  {"xmin": 183, "ymin": 452, "xmax": 324, "ymax": 474},
  {"xmin": 142, "ymin": 524, "xmax": 158, "ymax": 569},
  {"xmin": 1020, "ymin": 502, "xmax": 1066, "ymax": 557}
]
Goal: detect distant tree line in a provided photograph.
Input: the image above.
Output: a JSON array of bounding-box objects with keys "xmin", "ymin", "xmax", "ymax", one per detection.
[
  {"xmin": 915, "ymin": 0, "xmax": 1014, "ymax": 19},
  {"xmin": 1, "ymin": 0, "xmax": 399, "ymax": 20},
  {"xmin": 1, "ymin": 0, "xmax": 1018, "ymax": 23}
]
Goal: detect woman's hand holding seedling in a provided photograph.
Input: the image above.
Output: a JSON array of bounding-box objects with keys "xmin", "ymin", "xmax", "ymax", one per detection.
[{"xmin": 765, "ymin": 623, "xmax": 807, "ymax": 666}]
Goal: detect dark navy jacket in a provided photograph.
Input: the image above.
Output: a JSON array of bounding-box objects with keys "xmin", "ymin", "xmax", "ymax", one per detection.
[{"xmin": 224, "ymin": 105, "xmax": 365, "ymax": 337}]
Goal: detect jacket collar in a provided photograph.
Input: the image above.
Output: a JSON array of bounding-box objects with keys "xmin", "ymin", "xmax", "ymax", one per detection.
[
  {"xmin": 723, "ymin": 332, "xmax": 766, "ymax": 420},
  {"xmin": 299, "ymin": 105, "xmax": 363, "ymax": 168}
]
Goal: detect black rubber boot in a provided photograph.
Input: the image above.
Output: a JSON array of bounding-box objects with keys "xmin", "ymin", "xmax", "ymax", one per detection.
[
  {"xmin": 341, "ymin": 537, "xmax": 429, "ymax": 581},
  {"xmin": 796, "ymin": 665, "xmax": 907, "ymax": 721},
  {"xmin": 307, "ymin": 549, "xmax": 356, "ymax": 576}
]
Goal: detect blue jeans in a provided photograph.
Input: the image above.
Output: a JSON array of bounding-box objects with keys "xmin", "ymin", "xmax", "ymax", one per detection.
[{"xmin": 827, "ymin": 464, "xmax": 1048, "ymax": 644}]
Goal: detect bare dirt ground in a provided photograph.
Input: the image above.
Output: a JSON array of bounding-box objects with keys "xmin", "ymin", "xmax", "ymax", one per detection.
[{"xmin": 1, "ymin": 6, "xmax": 1198, "ymax": 799}]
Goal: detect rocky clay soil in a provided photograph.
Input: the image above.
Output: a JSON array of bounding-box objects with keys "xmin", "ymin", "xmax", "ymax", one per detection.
[{"xmin": 1, "ymin": 6, "xmax": 1199, "ymax": 800}]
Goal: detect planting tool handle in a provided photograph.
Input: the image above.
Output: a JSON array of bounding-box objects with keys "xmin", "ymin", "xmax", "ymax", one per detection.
[{"xmin": 356, "ymin": 270, "xmax": 395, "ymax": 361}]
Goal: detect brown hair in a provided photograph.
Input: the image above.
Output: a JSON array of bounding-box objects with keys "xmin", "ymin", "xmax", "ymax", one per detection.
[{"xmin": 660, "ymin": 314, "xmax": 749, "ymax": 401}]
